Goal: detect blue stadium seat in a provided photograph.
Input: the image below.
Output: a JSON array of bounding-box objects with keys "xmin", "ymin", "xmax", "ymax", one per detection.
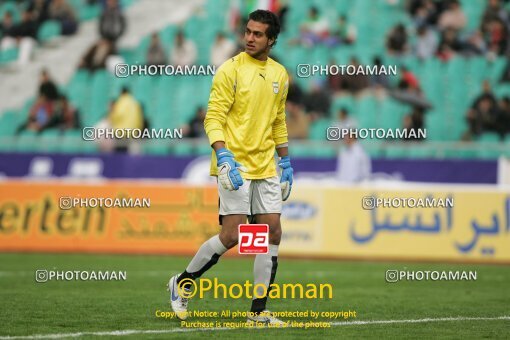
[
  {"xmin": 15, "ymin": 130, "xmax": 38, "ymax": 152},
  {"xmin": 0, "ymin": 48, "xmax": 18, "ymax": 65},
  {"xmin": 478, "ymin": 132, "xmax": 500, "ymax": 142},
  {"xmin": 309, "ymin": 119, "xmax": 332, "ymax": 140},
  {"xmin": 39, "ymin": 129, "xmax": 62, "ymax": 153},
  {"xmin": 3, "ymin": 0, "xmax": 506, "ymax": 161},
  {"xmin": 173, "ymin": 142, "xmax": 193, "ymax": 156},
  {"xmin": 0, "ymin": 1, "xmax": 21, "ymax": 22},
  {"xmin": 0, "ymin": 111, "xmax": 21, "ymax": 136},
  {"xmin": 59, "ymin": 129, "xmax": 83, "ymax": 153},
  {"xmin": 37, "ymin": 20, "xmax": 61, "ymax": 43}
]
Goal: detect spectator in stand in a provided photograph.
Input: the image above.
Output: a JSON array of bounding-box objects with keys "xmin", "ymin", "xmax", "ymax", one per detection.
[
  {"xmin": 99, "ymin": 0, "xmax": 126, "ymax": 43},
  {"xmin": 483, "ymin": 19, "xmax": 508, "ymax": 56},
  {"xmin": 410, "ymin": 0, "xmax": 439, "ymax": 28},
  {"xmin": 39, "ymin": 69, "xmax": 59, "ymax": 101},
  {"xmin": 332, "ymin": 107, "xmax": 358, "ymax": 131},
  {"xmin": 438, "ymin": 28, "xmax": 463, "ymax": 55},
  {"xmin": 471, "ymin": 80, "xmax": 498, "ymax": 109},
  {"xmin": 402, "ymin": 106, "xmax": 425, "ymax": 141},
  {"xmin": 16, "ymin": 94, "xmax": 54, "ymax": 134},
  {"xmin": 182, "ymin": 107, "xmax": 206, "ymax": 138},
  {"xmin": 438, "ymin": 0, "xmax": 466, "ymax": 32},
  {"xmin": 477, "ymin": 96, "xmax": 500, "ymax": 134},
  {"xmin": 498, "ymin": 96, "xmax": 510, "ymax": 137},
  {"xmin": 326, "ymin": 14, "xmax": 357, "ymax": 47},
  {"xmin": 294, "ymin": 6, "xmax": 329, "ymax": 47},
  {"xmin": 0, "ymin": 9, "xmax": 38, "ymax": 64},
  {"xmin": 28, "ymin": 0, "xmax": 51, "ymax": 27},
  {"xmin": 140, "ymin": 103, "xmax": 150, "ymax": 131},
  {"xmin": 49, "ymin": 0, "xmax": 78, "ymax": 35},
  {"xmin": 436, "ymin": 41, "xmax": 456, "ymax": 61},
  {"xmin": 462, "ymin": 30, "xmax": 487, "ymax": 56},
  {"xmin": 276, "ymin": 0, "xmax": 289, "ymax": 32},
  {"xmin": 329, "ymin": 57, "xmax": 370, "ymax": 94},
  {"xmin": 109, "ymin": 87, "xmax": 143, "ymax": 152},
  {"xmin": 78, "ymin": 38, "xmax": 115, "ymax": 72},
  {"xmin": 46, "ymin": 94, "xmax": 81, "ymax": 130},
  {"xmin": 0, "ymin": 11, "xmax": 15, "ymax": 40},
  {"xmin": 370, "ymin": 56, "xmax": 390, "ymax": 89},
  {"xmin": 336, "ymin": 133, "xmax": 371, "ymax": 183},
  {"xmin": 386, "ymin": 23, "xmax": 408, "ymax": 56},
  {"xmin": 302, "ymin": 81, "xmax": 331, "ymax": 119},
  {"xmin": 146, "ymin": 32, "xmax": 166, "ymax": 65},
  {"xmin": 286, "ymin": 74, "xmax": 304, "ymax": 106},
  {"xmin": 110, "ymin": 87, "xmax": 143, "ymax": 130},
  {"xmin": 286, "ymin": 102, "xmax": 310, "ymax": 139},
  {"xmin": 407, "ymin": 0, "xmax": 424, "ymax": 17},
  {"xmin": 328, "ymin": 58, "xmax": 342, "ymax": 92},
  {"xmin": 210, "ymin": 32, "xmax": 236, "ymax": 68},
  {"xmin": 398, "ymin": 66, "xmax": 421, "ymax": 93},
  {"xmin": 392, "ymin": 66, "xmax": 430, "ymax": 107},
  {"xmin": 169, "ymin": 30, "xmax": 197, "ymax": 66},
  {"xmin": 346, "ymin": 57, "xmax": 371, "ymax": 94},
  {"xmin": 463, "ymin": 80, "xmax": 498, "ymax": 139},
  {"xmin": 501, "ymin": 56, "xmax": 510, "ymax": 83},
  {"xmin": 415, "ymin": 25, "xmax": 438, "ymax": 60},
  {"xmin": 481, "ymin": 0, "xmax": 508, "ymax": 30}
]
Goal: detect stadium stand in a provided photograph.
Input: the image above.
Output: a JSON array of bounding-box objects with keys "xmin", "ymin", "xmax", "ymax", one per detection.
[{"xmin": 1, "ymin": 0, "xmax": 510, "ymax": 159}]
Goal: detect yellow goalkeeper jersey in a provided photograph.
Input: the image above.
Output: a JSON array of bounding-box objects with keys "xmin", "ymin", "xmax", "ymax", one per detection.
[{"xmin": 204, "ymin": 52, "xmax": 289, "ymax": 179}]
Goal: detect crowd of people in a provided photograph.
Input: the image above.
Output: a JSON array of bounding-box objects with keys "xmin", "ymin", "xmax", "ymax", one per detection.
[
  {"xmin": 16, "ymin": 69, "xmax": 80, "ymax": 134},
  {"xmin": 78, "ymin": 0, "xmax": 125, "ymax": 72},
  {"xmin": 0, "ymin": 0, "xmax": 126, "ymax": 70},
  {"xmin": 391, "ymin": 0, "xmax": 510, "ymax": 60},
  {"xmin": 10, "ymin": 0, "xmax": 132, "ymax": 141},
  {"xmin": 144, "ymin": 30, "xmax": 238, "ymax": 69},
  {"xmin": 278, "ymin": 0, "xmax": 510, "ymax": 141},
  {"xmin": 8, "ymin": 0, "xmax": 510, "ymax": 148},
  {"xmin": 93, "ymin": 86, "xmax": 148, "ymax": 153},
  {"xmin": 463, "ymin": 80, "xmax": 510, "ymax": 140},
  {"xmin": 288, "ymin": 6, "xmax": 358, "ymax": 48},
  {"xmin": 0, "ymin": 0, "xmax": 80, "ymax": 64}
]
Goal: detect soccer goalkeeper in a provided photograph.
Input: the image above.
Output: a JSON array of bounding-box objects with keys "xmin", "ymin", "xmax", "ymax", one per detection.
[{"xmin": 168, "ymin": 9, "xmax": 292, "ymax": 326}]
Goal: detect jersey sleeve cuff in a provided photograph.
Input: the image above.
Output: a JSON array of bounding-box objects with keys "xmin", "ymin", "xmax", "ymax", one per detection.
[
  {"xmin": 273, "ymin": 136, "xmax": 288, "ymax": 145},
  {"xmin": 207, "ymin": 129, "xmax": 225, "ymax": 146}
]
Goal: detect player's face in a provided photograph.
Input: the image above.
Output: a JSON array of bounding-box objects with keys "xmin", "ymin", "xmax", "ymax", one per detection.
[{"xmin": 245, "ymin": 20, "xmax": 274, "ymax": 60}]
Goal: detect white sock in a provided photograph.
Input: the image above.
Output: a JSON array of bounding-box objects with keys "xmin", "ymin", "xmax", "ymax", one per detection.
[
  {"xmin": 185, "ymin": 235, "xmax": 227, "ymax": 274},
  {"xmin": 251, "ymin": 244, "xmax": 279, "ymax": 312}
]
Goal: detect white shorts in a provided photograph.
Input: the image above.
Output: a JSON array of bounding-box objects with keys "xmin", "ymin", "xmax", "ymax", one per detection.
[{"xmin": 218, "ymin": 176, "xmax": 282, "ymax": 217}]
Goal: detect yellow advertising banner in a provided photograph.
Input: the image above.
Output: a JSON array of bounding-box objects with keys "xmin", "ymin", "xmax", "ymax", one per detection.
[
  {"xmin": 0, "ymin": 181, "xmax": 220, "ymax": 254},
  {"xmin": 0, "ymin": 181, "xmax": 509, "ymax": 263},
  {"xmin": 281, "ymin": 187, "xmax": 510, "ymax": 263}
]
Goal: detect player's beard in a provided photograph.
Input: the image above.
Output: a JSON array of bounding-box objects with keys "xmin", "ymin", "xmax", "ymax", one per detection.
[{"xmin": 246, "ymin": 42, "xmax": 271, "ymax": 60}]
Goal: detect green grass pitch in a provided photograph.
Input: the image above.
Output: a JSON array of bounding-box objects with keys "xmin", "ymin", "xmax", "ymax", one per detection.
[{"xmin": 0, "ymin": 253, "xmax": 509, "ymax": 339}]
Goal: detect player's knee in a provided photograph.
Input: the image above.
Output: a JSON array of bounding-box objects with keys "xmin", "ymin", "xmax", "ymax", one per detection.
[
  {"xmin": 223, "ymin": 237, "xmax": 238, "ymax": 249},
  {"xmin": 219, "ymin": 232, "xmax": 238, "ymax": 249},
  {"xmin": 269, "ymin": 225, "xmax": 282, "ymax": 245}
]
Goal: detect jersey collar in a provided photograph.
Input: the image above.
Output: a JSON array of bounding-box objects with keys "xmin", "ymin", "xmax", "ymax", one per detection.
[{"xmin": 243, "ymin": 51, "xmax": 268, "ymax": 67}]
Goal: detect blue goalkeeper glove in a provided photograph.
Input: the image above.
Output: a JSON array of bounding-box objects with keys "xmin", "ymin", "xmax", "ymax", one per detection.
[
  {"xmin": 216, "ymin": 148, "xmax": 246, "ymax": 191},
  {"xmin": 278, "ymin": 156, "xmax": 293, "ymax": 201}
]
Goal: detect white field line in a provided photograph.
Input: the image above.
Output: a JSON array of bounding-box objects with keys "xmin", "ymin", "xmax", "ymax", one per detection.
[{"xmin": 0, "ymin": 316, "xmax": 508, "ymax": 339}]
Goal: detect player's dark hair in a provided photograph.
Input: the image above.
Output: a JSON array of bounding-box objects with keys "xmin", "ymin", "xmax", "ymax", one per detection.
[{"xmin": 248, "ymin": 9, "xmax": 280, "ymax": 48}]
